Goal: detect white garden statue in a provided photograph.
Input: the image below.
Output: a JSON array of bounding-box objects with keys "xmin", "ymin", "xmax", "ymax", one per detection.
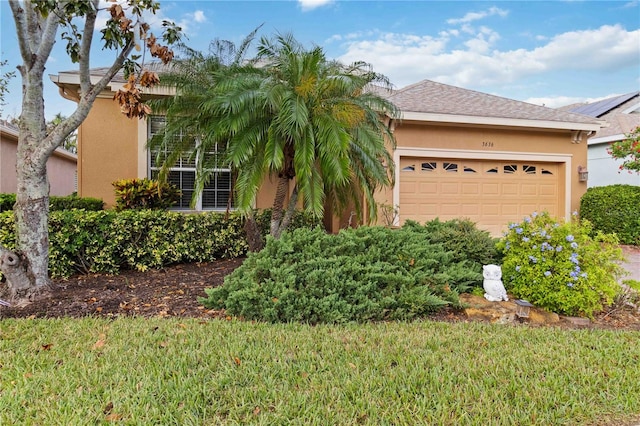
[{"xmin": 483, "ymin": 264, "xmax": 509, "ymax": 302}]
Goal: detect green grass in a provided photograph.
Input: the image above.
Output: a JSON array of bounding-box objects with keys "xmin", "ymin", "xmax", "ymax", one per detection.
[{"xmin": 1, "ymin": 318, "xmax": 639, "ymax": 425}]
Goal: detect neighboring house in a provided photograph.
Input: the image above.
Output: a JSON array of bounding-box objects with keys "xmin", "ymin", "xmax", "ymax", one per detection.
[
  {"xmin": 51, "ymin": 70, "xmax": 601, "ymax": 236},
  {"xmin": 0, "ymin": 120, "xmax": 77, "ymax": 196},
  {"xmin": 561, "ymin": 91, "xmax": 640, "ymax": 188}
]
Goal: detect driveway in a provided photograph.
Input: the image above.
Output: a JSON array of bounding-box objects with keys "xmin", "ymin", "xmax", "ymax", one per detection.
[{"xmin": 621, "ymin": 245, "xmax": 640, "ymax": 282}]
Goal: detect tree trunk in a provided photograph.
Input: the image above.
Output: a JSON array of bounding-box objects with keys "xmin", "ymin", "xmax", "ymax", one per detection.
[
  {"xmin": 270, "ymin": 175, "xmax": 290, "ymax": 237},
  {"xmin": 0, "ymin": 170, "xmax": 53, "ymax": 304},
  {"xmin": 273, "ymin": 184, "xmax": 299, "ymax": 239},
  {"xmin": 243, "ymin": 211, "xmax": 264, "ymax": 252}
]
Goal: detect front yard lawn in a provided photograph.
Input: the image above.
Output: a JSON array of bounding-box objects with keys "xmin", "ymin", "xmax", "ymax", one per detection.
[{"xmin": 1, "ymin": 317, "xmax": 638, "ymax": 425}]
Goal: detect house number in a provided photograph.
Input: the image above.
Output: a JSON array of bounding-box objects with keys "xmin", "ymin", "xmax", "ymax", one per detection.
[{"xmin": 482, "ymin": 141, "xmax": 494, "ymax": 148}]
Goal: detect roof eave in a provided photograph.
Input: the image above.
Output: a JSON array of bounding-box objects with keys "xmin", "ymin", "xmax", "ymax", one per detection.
[{"xmin": 399, "ymin": 111, "xmax": 602, "ymax": 132}]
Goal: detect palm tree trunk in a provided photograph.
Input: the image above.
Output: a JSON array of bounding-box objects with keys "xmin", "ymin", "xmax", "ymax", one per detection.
[
  {"xmin": 274, "ymin": 184, "xmax": 299, "ymax": 239},
  {"xmin": 243, "ymin": 209, "xmax": 264, "ymax": 252},
  {"xmin": 270, "ymin": 175, "xmax": 290, "ymax": 237}
]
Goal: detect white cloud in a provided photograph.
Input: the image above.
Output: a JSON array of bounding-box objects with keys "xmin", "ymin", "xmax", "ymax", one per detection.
[
  {"xmin": 525, "ymin": 94, "xmax": 623, "ymax": 109},
  {"xmin": 446, "ymin": 7, "xmax": 508, "ymax": 25},
  {"xmin": 298, "ymin": 0, "xmax": 334, "ymax": 12},
  {"xmin": 336, "ymin": 24, "xmax": 639, "ymax": 89},
  {"xmin": 190, "ymin": 10, "xmax": 207, "ymax": 24}
]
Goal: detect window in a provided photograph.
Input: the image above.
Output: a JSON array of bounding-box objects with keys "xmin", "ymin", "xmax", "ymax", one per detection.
[
  {"xmin": 523, "ymin": 165, "xmax": 537, "ymax": 174},
  {"xmin": 148, "ymin": 116, "xmax": 233, "ymax": 210},
  {"xmin": 402, "ymin": 164, "xmax": 415, "ymax": 172},
  {"xmin": 503, "ymin": 164, "xmax": 518, "ymax": 174},
  {"xmin": 443, "ymin": 162, "xmax": 458, "ymax": 172},
  {"xmin": 421, "ymin": 162, "xmax": 437, "ymax": 172}
]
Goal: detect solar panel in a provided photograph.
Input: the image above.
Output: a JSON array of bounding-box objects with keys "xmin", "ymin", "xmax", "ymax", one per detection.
[{"xmin": 570, "ymin": 92, "xmax": 639, "ymax": 117}]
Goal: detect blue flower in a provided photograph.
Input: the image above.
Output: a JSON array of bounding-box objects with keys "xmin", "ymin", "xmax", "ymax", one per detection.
[
  {"xmin": 532, "ymin": 211, "xmax": 538, "ymax": 218},
  {"xmin": 567, "ymin": 282, "xmax": 574, "ymax": 288},
  {"xmin": 544, "ymin": 271, "xmax": 551, "ymax": 277},
  {"xmin": 509, "ymin": 223, "xmax": 517, "ymax": 229},
  {"xmin": 528, "ymin": 255, "xmax": 538, "ymax": 264},
  {"xmin": 515, "ymin": 265, "xmax": 521, "ymax": 272},
  {"xmin": 570, "ymin": 242, "xmax": 578, "ymax": 249},
  {"xmin": 516, "ymin": 227, "xmax": 523, "ymax": 234},
  {"xmin": 524, "ymin": 216, "xmax": 532, "ymax": 223},
  {"xmin": 522, "ymin": 237, "xmax": 530, "ymax": 242},
  {"xmin": 570, "ymin": 271, "xmax": 578, "ymax": 278},
  {"xmin": 556, "ymin": 245, "xmax": 563, "ymax": 252},
  {"xmin": 581, "ymin": 273, "xmax": 588, "ymax": 278},
  {"xmin": 566, "ymin": 235, "xmax": 575, "ymax": 242}
]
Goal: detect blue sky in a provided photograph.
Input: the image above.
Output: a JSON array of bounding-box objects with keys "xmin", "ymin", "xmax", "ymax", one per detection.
[{"xmin": 1, "ymin": 0, "xmax": 639, "ymax": 120}]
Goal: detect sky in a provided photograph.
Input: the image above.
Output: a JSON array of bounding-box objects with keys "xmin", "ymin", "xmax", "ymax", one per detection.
[{"xmin": 1, "ymin": 0, "xmax": 639, "ymax": 120}]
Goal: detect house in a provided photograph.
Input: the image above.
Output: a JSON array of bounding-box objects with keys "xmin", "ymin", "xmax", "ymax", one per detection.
[
  {"xmin": 0, "ymin": 120, "xmax": 77, "ymax": 196},
  {"xmin": 560, "ymin": 91, "xmax": 640, "ymax": 188},
  {"xmin": 51, "ymin": 70, "xmax": 601, "ymax": 236}
]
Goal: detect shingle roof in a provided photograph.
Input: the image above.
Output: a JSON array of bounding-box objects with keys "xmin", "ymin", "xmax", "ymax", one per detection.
[
  {"xmin": 569, "ymin": 91, "xmax": 639, "ymax": 118},
  {"xmin": 388, "ymin": 79, "xmax": 599, "ymax": 125},
  {"xmin": 563, "ymin": 92, "xmax": 640, "ymax": 140}
]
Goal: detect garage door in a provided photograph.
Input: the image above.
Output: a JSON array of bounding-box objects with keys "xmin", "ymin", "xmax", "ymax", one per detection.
[{"xmin": 399, "ymin": 157, "xmax": 562, "ymax": 235}]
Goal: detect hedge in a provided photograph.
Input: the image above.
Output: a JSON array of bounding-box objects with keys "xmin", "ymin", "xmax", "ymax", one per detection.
[
  {"xmin": 0, "ymin": 209, "xmax": 320, "ymax": 278},
  {"xmin": 580, "ymin": 184, "xmax": 640, "ymax": 245},
  {"xmin": 0, "ymin": 193, "xmax": 104, "ymax": 212}
]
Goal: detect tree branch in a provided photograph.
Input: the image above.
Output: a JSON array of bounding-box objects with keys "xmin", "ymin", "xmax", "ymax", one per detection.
[
  {"xmin": 8, "ymin": 0, "xmax": 32, "ymax": 69},
  {"xmin": 33, "ymin": 5, "xmax": 63, "ymax": 71},
  {"xmin": 78, "ymin": 0, "xmax": 99, "ymax": 95}
]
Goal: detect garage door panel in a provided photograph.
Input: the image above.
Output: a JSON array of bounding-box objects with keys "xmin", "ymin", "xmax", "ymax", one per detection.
[
  {"xmin": 441, "ymin": 183, "xmax": 459, "ymax": 194},
  {"xmin": 461, "ymin": 183, "xmax": 480, "ymax": 195},
  {"xmin": 419, "ymin": 182, "xmax": 438, "ymax": 193},
  {"xmin": 399, "ymin": 157, "xmax": 562, "ymax": 236}
]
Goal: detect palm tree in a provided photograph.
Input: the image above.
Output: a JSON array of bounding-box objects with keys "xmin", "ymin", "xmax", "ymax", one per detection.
[{"xmin": 150, "ymin": 32, "xmax": 400, "ymax": 249}]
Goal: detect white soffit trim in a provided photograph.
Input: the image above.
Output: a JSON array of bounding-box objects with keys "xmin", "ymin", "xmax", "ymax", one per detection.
[
  {"xmin": 588, "ymin": 134, "xmax": 625, "ymax": 145},
  {"xmin": 399, "ymin": 111, "xmax": 601, "ymax": 132},
  {"xmin": 391, "ymin": 147, "xmax": 573, "ymax": 227}
]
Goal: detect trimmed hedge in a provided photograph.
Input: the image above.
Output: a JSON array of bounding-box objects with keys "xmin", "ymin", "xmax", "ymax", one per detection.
[
  {"xmin": 0, "ymin": 209, "xmax": 320, "ymax": 278},
  {"xmin": 580, "ymin": 185, "xmax": 640, "ymax": 245},
  {"xmin": 200, "ymin": 220, "xmax": 500, "ymax": 324},
  {"xmin": 0, "ymin": 193, "xmax": 104, "ymax": 212}
]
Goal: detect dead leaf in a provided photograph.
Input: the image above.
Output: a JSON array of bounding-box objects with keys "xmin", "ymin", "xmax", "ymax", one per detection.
[
  {"xmin": 95, "ymin": 307, "xmax": 103, "ymax": 313},
  {"xmin": 24, "ymin": 372, "xmax": 33, "ymax": 378},
  {"xmin": 159, "ymin": 341, "xmax": 168, "ymax": 348},
  {"xmin": 233, "ymin": 357, "xmax": 241, "ymax": 366},
  {"xmin": 92, "ymin": 340, "xmax": 106, "ymax": 350},
  {"xmin": 105, "ymin": 413, "xmax": 122, "ymax": 422},
  {"xmin": 177, "ymin": 323, "xmax": 187, "ymax": 329},
  {"xmin": 348, "ymin": 363, "xmax": 357, "ymax": 369},
  {"xmin": 103, "ymin": 402, "xmax": 114, "ymax": 414},
  {"xmin": 41, "ymin": 343, "xmax": 53, "ymax": 351},
  {"xmin": 253, "ymin": 406, "xmax": 261, "ymax": 416}
]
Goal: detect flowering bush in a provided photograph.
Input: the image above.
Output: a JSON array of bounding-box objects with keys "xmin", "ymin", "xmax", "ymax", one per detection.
[
  {"xmin": 497, "ymin": 212, "xmax": 626, "ymax": 317},
  {"xmin": 607, "ymin": 126, "xmax": 640, "ymax": 173}
]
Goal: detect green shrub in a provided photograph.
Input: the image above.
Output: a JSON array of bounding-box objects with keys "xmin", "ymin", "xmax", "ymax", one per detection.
[
  {"xmin": 200, "ymin": 221, "xmax": 496, "ymax": 324},
  {"xmin": 0, "ymin": 209, "xmax": 319, "ymax": 279},
  {"xmin": 497, "ymin": 212, "xmax": 625, "ymax": 318},
  {"xmin": 112, "ymin": 178, "xmax": 181, "ymax": 211},
  {"xmin": 0, "ymin": 193, "xmax": 103, "ymax": 212},
  {"xmin": 0, "ymin": 194, "xmax": 15, "ymax": 212},
  {"xmin": 580, "ymin": 184, "xmax": 640, "ymax": 245}
]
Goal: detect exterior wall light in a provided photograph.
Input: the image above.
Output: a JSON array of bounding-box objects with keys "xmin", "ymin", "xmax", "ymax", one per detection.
[
  {"xmin": 577, "ymin": 165, "xmax": 589, "ymax": 182},
  {"xmin": 515, "ymin": 299, "xmax": 534, "ymax": 319}
]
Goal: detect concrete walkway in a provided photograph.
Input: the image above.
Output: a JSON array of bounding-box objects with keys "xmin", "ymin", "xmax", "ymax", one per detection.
[{"xmin": 621, "ymin": 245, "xmax": 640, "ymax": 282}]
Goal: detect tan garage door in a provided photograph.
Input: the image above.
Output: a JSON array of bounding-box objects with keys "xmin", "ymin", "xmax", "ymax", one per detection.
[{"xmin": 399, "ymin": 157, "xmax": 563, "ymax": 235}]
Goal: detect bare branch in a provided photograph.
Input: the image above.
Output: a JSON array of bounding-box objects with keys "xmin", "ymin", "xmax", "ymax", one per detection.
[
  {"xmin": 78, "ymin": 0, "xmax": 100, "ymax": 95},
  {"xmin": 34, "ymin": 5, "xmax": 64, "ymax": 71},
  {"xmin": 8, "ymin": 0, "xmax": 32, "ymax": 68}
]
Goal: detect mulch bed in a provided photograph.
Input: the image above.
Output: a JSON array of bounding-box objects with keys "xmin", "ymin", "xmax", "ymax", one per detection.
[{"xmin": 1, "ymin": 257, "xmax": 639, "ymax": 330}]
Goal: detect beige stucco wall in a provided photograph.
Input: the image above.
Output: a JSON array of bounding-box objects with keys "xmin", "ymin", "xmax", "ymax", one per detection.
[
  {"xmin": 77, "ymin": 96, "xmax": 141, "ymax": 206},
  {"xmin": 1, "ymin": 128, "xmax": 77, "ymax": 195}
]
